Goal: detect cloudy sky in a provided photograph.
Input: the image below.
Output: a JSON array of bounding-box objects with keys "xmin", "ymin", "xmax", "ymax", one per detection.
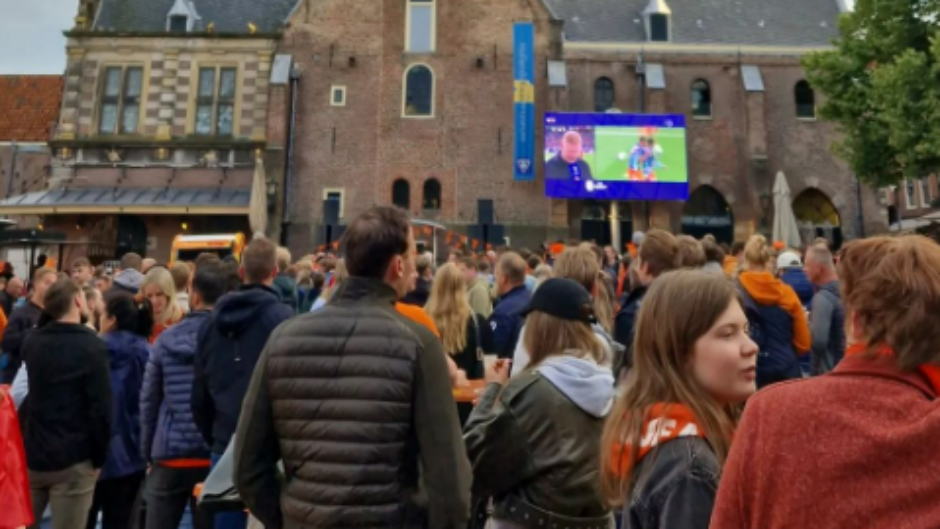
[
  {"xmin": 0, "ymin": 0, "xmax": 856, "ymax": 75},
  {"xmin": 0, "ymin": 0, "xmax": 74, "ymax": 74}
]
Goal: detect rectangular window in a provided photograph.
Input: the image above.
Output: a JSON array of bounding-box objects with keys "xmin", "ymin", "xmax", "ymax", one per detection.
[
  {"xmin": 330, "ymin": 85, "xmax": 346, "ymax": 107},
  {"xmin": 905, "ymin": 179, "xmax": 917, "ymax": 210},
  {"xmin": 98, "ymin": 66, "xmax": 143, "ymax": 134},
  {"xmin": 323, "ymin": 188, "xmax": 345, "ymax": 219},
  {"xmin": 195, "ymin": 67, "xmax": 237, "ymax": 136},
  {"xmin": 920, "ymin": 178, "xmax": 930, "ymax": 208},
  {"xmin": 169, "ymin": 15, "xmax": 188, "ymax": 32},
  {"xmin": 649, "ymin": 14, "xmax": 669, "ymax": 42},
  {"xmin": 406, "ymin": 0, "xmax": 435, "ymax": 53}
]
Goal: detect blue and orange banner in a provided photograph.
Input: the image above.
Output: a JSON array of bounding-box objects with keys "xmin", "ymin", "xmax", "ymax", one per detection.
[{"xmin": 513, "ymin": 22, "xmax": 535, "ymax": 181}]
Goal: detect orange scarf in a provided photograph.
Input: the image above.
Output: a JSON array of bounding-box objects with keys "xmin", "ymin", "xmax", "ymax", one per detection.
[
  {"xmin": 845, "ymin": 344, "xmax": 940, "ymax": 394},
  {"xmin": 611, "ymin": 403, "xmax": 705, "ymax": 477}
]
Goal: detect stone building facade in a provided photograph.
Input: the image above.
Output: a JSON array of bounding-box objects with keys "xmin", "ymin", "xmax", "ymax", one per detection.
[
  {"xmin": 278, "ymin": 0, "xmax": 886, "ymax": 253},
  {"xmin": 0, "ymin": 0, "xmax": 297, "ymax": 263}
]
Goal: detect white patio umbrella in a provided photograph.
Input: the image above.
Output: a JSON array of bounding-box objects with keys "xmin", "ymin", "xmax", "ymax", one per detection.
[
  {"xmin": 248, "ymin": 154, "xmax": 268, "ymax": 237},
  {"xmin": 772, "ymin": 171, "xmax": 802, "ymax": 249}
]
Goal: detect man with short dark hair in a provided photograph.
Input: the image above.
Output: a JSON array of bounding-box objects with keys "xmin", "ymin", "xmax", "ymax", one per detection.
[
  {"xmin": 489, "ymin": 252, "xmax": 531, "ymax": 358},
  {"xmin": 192, "ymin": 237, "xmax": 293, "ymax": 529},
  {"xmin": 142, "ymin": 264, "xmax": 226, "ymax": 529},
  {"xmin": 804, "ymin": 246, "xmax": 845, "ymax": 375},
  {"xmin": 1, "ymin": 268, "xmax": 56, "ymax": 383},
  {"xmin": 71, "ymin": 258, "xmax": 94, "ymax": 287},
  {"xmin": 22, "ymin": 277, "xmax": 111, "ymax": 528},
  {"xmin": 234, "ymin": 206, "xmax": 470, "ymax": 529},
  {"xmin": 113, "ymin": 252, "xmax": 145, "ymax": 294}
]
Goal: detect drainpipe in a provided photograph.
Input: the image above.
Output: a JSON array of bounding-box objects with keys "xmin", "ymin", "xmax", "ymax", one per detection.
[
  {"xmin": 6, "ymin": 141, "xmax": 17, "ymax": 199},
  {"xmin": 854, "ymin": 174, "xmax": 865, "ymax": 238},
  {"xmin": 281, "ymin": 66, "xmax": 300, "ymax": 247}
]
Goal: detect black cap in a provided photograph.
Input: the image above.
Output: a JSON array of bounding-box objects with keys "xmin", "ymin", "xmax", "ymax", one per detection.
[{"xmin": 520, "ymin": 278, "xmax": 596, "ymax": 324}]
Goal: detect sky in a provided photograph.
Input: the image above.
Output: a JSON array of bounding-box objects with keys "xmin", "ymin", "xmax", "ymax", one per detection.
[
  {"xmin": 0, "ymin": 0, "xmax": 856, "ymax": 75},
  {"xmin": 0, "ymin": 0, "xmax": 74, "ymax": 74}
]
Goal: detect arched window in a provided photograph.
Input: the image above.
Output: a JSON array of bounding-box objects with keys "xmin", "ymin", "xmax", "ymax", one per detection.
[
  {"xmin": 403, "ymin": 65, "xmax": 434, "ymax": 117},
  {"xmin": 594, "ymin": 77, "xmax": 615, "ymax": 112},
  {"xmin": 691, "ymin": 80, "xmax": 711, "ymax": 117},
  {"xmin": 423, "ymin": 178, "xmax": 441, "ymax": 210},
  {"xmin": 795, "ymin": 80, "xmax": 816, "ymax": 119},
  {"xmin": 392, "ymin": 178, "xmax": 411, "ymax": 210}
]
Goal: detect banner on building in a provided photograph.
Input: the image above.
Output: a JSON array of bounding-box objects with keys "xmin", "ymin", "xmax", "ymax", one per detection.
[{"xmin": 513, "ymin": 22, "xmax": 535, "ymax": 181}]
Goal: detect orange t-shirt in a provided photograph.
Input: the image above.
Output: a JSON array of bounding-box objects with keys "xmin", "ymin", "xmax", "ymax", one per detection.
[{"xmin": 395, "ymin": 302, "xmax": 440, "ymax": 337}]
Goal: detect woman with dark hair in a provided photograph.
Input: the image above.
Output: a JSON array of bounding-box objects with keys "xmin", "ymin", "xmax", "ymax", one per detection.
[
  {"xmin": 713, "ymin": 236, "xmax": 940, "ymax": 528},
  {"xmin": 85, "ymin": 290, "xmax": 153, "ymax": 529},
  {"xmin": 600, "ymin": 269, "xmax": 758, "ymax": 528}
]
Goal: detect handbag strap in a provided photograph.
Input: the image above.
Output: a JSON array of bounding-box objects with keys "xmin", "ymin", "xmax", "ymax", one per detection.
[{"xmin": 471, "ymin": 313, "xmax": 484, "ymax": 361}]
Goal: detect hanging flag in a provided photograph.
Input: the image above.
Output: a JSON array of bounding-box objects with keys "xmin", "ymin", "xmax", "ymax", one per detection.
[{"xmin": 513, "ymin": 22, "xmax": 535, "ymax": 181}]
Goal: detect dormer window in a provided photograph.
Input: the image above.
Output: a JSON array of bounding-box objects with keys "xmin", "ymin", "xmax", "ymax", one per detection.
[
  {"xmin": 643, "ymin": 0, "xmax": 672, "ymax": 42},
  {"xmin": 650, "ymin": 14, "xmax": 669, "ymax": 41},
  {"xmin": 166, "ymin": 0, "xmax": 199, "ymax": 33},
  {"xmin": 169, "ymin": 15, "xmax": 188, "ymax": 33}
]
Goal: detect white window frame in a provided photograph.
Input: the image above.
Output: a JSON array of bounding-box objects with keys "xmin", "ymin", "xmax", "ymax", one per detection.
[
  {"xmin": 405, "ymin": 0, "xmax": 436, "ymax": 54},
  {"xmin": 330, "ymin": 85, "xmax": 346, "ymax": 107},
  {"xmin": 905, "ymin": 179, "xmax": 917, "ymax": 210},
  {"xmin": 401, "ymin": 63, "xmax": 435, "ymax": 119},
  {"xmin": 323, "ymin": 188, "xmax": 345, "ymax": 219},
  {"xmin": 920, "ymin": 178, "xmax": 930, "ymax": 208}
]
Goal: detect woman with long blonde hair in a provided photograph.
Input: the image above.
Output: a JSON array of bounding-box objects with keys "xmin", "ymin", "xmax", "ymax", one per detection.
[
  {"xmin": 738, "ymin": 234, "xmax": 810, "ymax": 387},
  {"xmin": 599, "ymin": 270, "xmax": 758, "ymax": 528},
  {"xmin": 140, "ymin": 267, "xmax": 184, "ymax": 343},
  {"xmin": 425, "ymin": 263, "xmax": 494, "ymax": 381}
]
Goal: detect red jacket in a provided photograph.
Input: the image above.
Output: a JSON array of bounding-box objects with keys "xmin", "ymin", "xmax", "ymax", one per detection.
[{"xmin": 712, "ymin": 354, "xmax": 940, "ymax": 529}]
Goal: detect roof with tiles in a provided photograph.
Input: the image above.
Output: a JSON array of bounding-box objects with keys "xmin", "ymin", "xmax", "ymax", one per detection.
[
  {"xmin": 93, "ymin": 0, "xmax": 300, "ymax": 34},
  {"xmin": 542, "ymin": 0, "xmax": 843, "ymax": 47},
  {"xmin": 0, "ymin": 76, "xmax": 64, "ymax": 142}
]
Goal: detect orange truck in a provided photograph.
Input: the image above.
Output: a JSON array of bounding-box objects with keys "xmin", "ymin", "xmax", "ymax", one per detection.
[{"xmin": 169, "ymin": 233, "xmax": 247, "ymax": 265}]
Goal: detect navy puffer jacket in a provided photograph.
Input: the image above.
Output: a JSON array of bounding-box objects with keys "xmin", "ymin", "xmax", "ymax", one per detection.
[
  {"xmin": 101, "ymin": 331, "xmax": 149, "ymax": 480},
  {"xmin": 140, "ymin": 310, "xmax": 211, "ymax": 462}
]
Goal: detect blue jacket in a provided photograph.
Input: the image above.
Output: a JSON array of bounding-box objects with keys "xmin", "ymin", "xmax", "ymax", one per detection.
[
  {"xmin": 101, "ymin": 331, "xmax": 149, "ymax": 480},
  {"xmin": 141, "ymin": 311, "xmax": 212, "ymax": 462},
  {"xmin": 781, "ymin": 269, "xmax": 814, "ymax": 311},
  {"xmin": 488, "ymin": 285, "xmax": 531, "ymax": 358},
  {"xmin": 192, "ymin": 284, "xmax": 294, "ymax": 454}
]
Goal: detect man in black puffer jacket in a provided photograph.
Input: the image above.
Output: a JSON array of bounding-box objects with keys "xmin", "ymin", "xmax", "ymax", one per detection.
[{"xmin": 234, "ymin": 206, "xmax": 471, "ymax": 529}]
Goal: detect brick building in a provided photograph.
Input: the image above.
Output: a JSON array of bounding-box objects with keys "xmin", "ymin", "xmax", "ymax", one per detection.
[
  {"xmin": 0, "ymin": 0, "xmax": 297, "ymax": 264},
  {"xmin": 277, "ymin": 0, "xmax": 886, "ymax": 253},
  {"xmin": 0, "ymin": 76, "xmax": 63, "ymax": 204}
]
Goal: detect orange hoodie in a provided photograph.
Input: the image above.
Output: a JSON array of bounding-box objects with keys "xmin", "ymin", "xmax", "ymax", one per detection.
[
  {"xmin": 395, "ymin": 302, "xmax": 440, "ymax": 337},
  {"xmin": 739, "ymin": 271, "xmax": 811, "ymax": 354}
]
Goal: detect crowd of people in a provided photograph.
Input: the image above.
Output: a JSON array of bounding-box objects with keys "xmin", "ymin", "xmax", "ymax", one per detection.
[{"xmin": 1, "ymin": 204, "xmax": 939, "ymax": 529}]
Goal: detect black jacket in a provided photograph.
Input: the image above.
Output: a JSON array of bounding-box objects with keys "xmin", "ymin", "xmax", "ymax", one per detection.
[
  {"xmin": 401, "ymin": 276, "xmax": 432, "ymax": 307},
  {"xmin": 613, "ymin": 286, "xmax": 648, "ymax": 379},
  {"xmin": 621, "ymin": 437, "xmax": 720, "ymax": 529},
  {"xmin": 233, "ymin": 277, "xmax": 471, "ymax": 529},
  {"xmin": 192, "ymin": 284, "xmax": 293, "ymax": 454},
  {"xmin": 21, "ymin": 322, "xmax": 112, "ymax": 472},
  {"xmin": 0, "ymin": 301, "xmax": 43, "ymax": 384},
  {"xmin": 451, "ymin": 314, "xmax": 495, "ymax": 380}
]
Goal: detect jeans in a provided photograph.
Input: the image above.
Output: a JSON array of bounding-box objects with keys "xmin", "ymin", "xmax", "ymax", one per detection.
[
  {"xmin": 29, "ymin": 461, "xmax": 98, "ymax": 529},
  {"xmin": 145, "ymin": 464, "xmax": 210, "ymax": 529},
  {"xmin": 85, "ymin": 471, "xmax": 145, "ymax": 529},
  {"xmin": 210, "ymin": 453, "xmax": 247, "ymax": 529}
]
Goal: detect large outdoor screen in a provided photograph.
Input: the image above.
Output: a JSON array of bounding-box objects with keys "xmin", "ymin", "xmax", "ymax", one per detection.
[{"xmin": 544, "ymin": 113, "xmax": 689, "ymax": 201}]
